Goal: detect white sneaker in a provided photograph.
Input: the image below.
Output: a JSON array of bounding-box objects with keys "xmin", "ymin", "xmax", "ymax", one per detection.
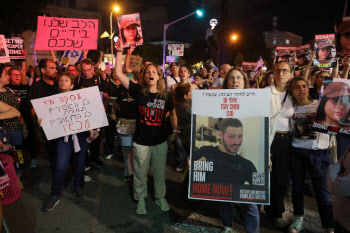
[
  {"xmin": 288, "ymin": 216, "xmax": 303, "ymax": 233},
  {"xmin": 84, "ymin": 175, "xmax": 91, "ymax": 183},
  {"xmin": 105, "ymin": 154, "xmax": 113, "ymax": 160}
]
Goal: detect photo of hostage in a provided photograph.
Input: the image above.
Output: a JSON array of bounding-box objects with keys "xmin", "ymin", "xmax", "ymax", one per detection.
[
  {"xmin": 316, "ymin": 41, "xmax": 335, "ymax": 61},
  {"xmin": 193, "ymin": 118, "xmax": 257, "ymax": 185},
  {"xmin": 314, "ymin": 81, "xmax": 350, "ymax": 128},
  {"xmin": 118, "ymin": 13, "xmax": 143, "ymax": 48}
]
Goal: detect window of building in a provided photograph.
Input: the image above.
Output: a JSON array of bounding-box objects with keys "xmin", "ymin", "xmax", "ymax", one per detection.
[{"xmin": 286, "ymin": 39, "xmax": 290, "ymax": 44}]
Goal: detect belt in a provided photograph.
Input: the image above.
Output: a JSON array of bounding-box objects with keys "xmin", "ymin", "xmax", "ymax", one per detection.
[{"xmin": 276, "ymin": 130, "xmax": 289, "ymax": 134}]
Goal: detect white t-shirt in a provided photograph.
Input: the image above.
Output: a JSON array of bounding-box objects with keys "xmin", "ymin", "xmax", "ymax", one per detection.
[
  {"xmin": 276, "ymin": 91, "xmax": 294, "ymax": 131},
  {"xmin": 291, "ymin": 100, "xmax": 329, "ymax": 150},
  {"xmin": 165, "ymin": 76, "xmax": 180, "ymax": 91},
  {"xmin": 211, "ymin": 77, "xmax": 224, "ymax": 87}
]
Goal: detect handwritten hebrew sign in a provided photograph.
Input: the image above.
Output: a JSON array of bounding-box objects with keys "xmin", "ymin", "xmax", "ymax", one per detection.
[
  {"xmin": 34, "ymin": 16, "xmax": 98, "ymax": 51},
  {"xmin": 31, "ymin": 86, "xmax": 108, "ymax": 140}
]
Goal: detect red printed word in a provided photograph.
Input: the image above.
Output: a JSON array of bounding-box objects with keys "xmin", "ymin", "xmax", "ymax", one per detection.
[
  {"xmin": 59, "ymin": 93, "xmax": 82, "ymax": 105},
  {"xmin": 192, "ymin": 183, "xmax": 212, "ymax": 194}
]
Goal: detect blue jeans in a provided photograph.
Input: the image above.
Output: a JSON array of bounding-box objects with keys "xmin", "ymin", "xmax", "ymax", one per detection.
[
  {"xmin": 336, "ymin": 135, "xmax": 350, "ymax": 160},
  {"xmin": 290, "ymin": 147, "xmax": 334, "ymax": 229},
  {"xmin": 51, "ymin": 135, "xmax": 88, "ymax": 197},
  {"xmin": 219, "ymin": 202, "xmax": 260, "ymax": 233},
  {"xmin": 0, "ymin": 129, "xmax": 23, "ymax": 146}
]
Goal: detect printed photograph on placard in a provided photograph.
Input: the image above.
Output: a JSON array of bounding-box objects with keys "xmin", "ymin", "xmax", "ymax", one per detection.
[
  {"xmin": 0, "ymin": 35, "xmax": 10, "ymax": 63},
  {"xmin": 189, "ymin": 89, "xmax": 270, "ymax": 204},
  {"xmin": 274, "ymin": 46, "xmax": 296, "ymax": 64},
  {"xmin": 117, "ymin": 13, "xmax": 143, "ymax": 48},
  {"xmin": 312, "ymin": 78, "xmax": 350, "ymax": 136},
  {"xmin": 313, "ymin": 34, "xmax": 337, "ymax": 69},
  {"xmin": 295, "ymin": 44, "xmax": 311, "ymax": 76}
]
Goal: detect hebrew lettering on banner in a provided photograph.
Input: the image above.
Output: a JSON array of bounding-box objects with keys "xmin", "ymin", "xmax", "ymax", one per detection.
[
  {"xmin": 34, "ymin": 16, "xmax": 98, "ymax": 50},
  {"xmin": 31, "ymin": 86, "xmax": 108, "ymax": 140}
]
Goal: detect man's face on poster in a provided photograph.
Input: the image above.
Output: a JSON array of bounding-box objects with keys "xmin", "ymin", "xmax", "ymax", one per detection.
[{"xmin": 219, "ymin": 126, "xmax": 243, "ymax": 155}]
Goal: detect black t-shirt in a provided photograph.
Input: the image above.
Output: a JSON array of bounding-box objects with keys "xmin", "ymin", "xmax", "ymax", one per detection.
[
  {"xmin": 74, "ymin": 75, "xmax": 108, "ymax": 93},
  {"xmin": 7, "ymin": 84, "xmax": 29, "ymax": 113},
  {"xmin": 193, "ymin": 146, "xmax": 257, "ymax": 185},
  {"xmin": 128, "ymin": 81, "xmax": 174, "ymax": 145},
  {"xmin": 118, "ymin": 85, "xmax": 137, "ymax": 119},
  {"xmin": 26, "ymin": 79, "xmax": 59, "ymax": 109}
]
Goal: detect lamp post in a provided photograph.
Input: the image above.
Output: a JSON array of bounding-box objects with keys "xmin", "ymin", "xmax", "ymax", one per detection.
[
  {"xmin": 162, "ymin": 10, "xmax": 202, "ymax": 77},
  {"xmin": 110, "ymin": 6, "xmax": 120, "ymax": 65}
]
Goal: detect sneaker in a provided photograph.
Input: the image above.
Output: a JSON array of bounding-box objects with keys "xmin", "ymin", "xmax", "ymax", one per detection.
[
  {"xmin": 136, "ymin": 199, "xmax": 147, "ymax": 215},
  {"xmin": 288, "ymin": 216, "xmax": 303, "ymax": 233},
  {"xmin": 92, "ymin": 158, "xmax": 105, "ymax": 167},
  {"xmin": 84, "ymin": 175, "xmax": 91, "ymax": 183},
  {"xmin": 73, "ymin": 188, "xmax": 86, "ymax": 200},
  {"xmin": 155, "ymin": 198, "xmax": 169, "ymax": 211},
  {"xmin": 84, "ymin": 166, "xmax": 90, "ymax": 171},
  {"xmin": 324, "ymin": 229, "xmax": 334, "ymax": 233},
  {"xmin": 44, "ymin": 196, "xmax": 60, "ymax": 212},
  {"xmin": 220, "ymin": 227, "xmax": 233, "ymax": 233},
  {"xmin": 30, "ymin": 158, "xmax": 38, "ymax": 168},
  {"xmin": 274, "ymin": 217, "xmax": 290, "ymax": 228},
  {"xmin": 105, "ymin": 154, "xmax": 113, "ymax": 160}
]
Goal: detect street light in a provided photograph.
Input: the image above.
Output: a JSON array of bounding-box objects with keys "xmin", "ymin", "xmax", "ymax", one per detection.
[
  {"xmin": 162, "ymin": 11, "xmax": 201, "ymax": 76},
  {"xmin": 231, "ymin": 34, "xmax": 238, "ymax": 41},
  {"xmin": 110, "ymin": 6, "xmax": 120, "ymax": 65}
]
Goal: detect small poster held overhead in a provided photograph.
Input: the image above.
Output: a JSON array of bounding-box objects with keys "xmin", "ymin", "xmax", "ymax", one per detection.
[
  {"xmin": 5, "ymin": 37, "xmax": 25, "ymax": 60},
  {"xmin": 168, "ymin": 43, "xmax": 184, "ymax": 56},
  {"xmin": 117, "ymin": 13, "xmax": 143, "ymax": 48},
  {"xmin": 274, "ymin": 46, "xmax": 296, "ymax": 64},
  {"xmin": 0, "ymin": 35, "xmax": 10, "ymax": 63},
  {"xmin": 313, "ymin": 34, "xmax": 337, "ymax": 69},
  {"xmin": 34, "ymin": 16, "xmax": 98, "ymax": 50}
]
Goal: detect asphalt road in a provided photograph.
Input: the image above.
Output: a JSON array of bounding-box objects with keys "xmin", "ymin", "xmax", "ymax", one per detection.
[{"xmin": 3, "ymin": 151, "xmax": 324, "ymax": 233}]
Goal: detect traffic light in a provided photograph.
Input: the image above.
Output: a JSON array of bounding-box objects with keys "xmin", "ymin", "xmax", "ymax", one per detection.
[{"xmin": 196, "ymin": 0, "xmax": 204, "ymax": 17}]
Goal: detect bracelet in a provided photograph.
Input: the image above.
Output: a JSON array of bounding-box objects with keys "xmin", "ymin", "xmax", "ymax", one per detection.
[
  {"xmin": 173, "ymin": 129, "xmax": 180, "ymax": 133},
  {"xmin": 117, "ymin": 49, "xmax": 123, "ymax": 52}
]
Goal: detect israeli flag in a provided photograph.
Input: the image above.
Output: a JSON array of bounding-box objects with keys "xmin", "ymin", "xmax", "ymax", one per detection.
[{"xmin": 60, "ymin": 50, "xmax": 83, "ymax": 67}]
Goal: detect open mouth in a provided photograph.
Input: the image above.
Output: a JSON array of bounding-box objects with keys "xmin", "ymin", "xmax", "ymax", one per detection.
[{"xmin": 149, "ymin": 77, "xmax": 154, "ymax": 81}]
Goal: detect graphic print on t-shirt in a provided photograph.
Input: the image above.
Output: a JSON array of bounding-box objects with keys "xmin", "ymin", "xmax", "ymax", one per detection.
[
  {"xmin": 291, "ymin": 112, "xmax": 317, "ymax": 140},
  {"xmin": 139, "ymin": 98, "xmax": 165, "ymax": 126}
]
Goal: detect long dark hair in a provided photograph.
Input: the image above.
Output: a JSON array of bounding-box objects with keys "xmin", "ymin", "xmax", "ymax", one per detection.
[
  {"xmin": 121, "ymin": 27, "xmax": 142, "ymax": 44},
  {"xmin": 260, "ymin": 71, "xmax": 274, "ymax": 88},
  {"xmin": 315, "ymin": 48, "xmax": 332, "ymax": 60},
  {"xmin": 288, "ymin": 77, "xmax": 312, "ymax": 105},
  {"xmin": 174, "ymin": 83, "xmax": 192, "ymax": 110},
  {"xmin": 222, "ymin": 68, "xmax": 250, "ymax": 89}
]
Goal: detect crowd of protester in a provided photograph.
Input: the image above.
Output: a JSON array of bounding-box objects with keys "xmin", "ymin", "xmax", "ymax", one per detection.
[{"xmin": 0, "ymin": 22, "xmax": 350, "ymax": 233}]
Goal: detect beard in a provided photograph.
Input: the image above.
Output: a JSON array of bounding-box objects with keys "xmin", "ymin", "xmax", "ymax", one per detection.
[{"xmin": 222, "ymin": 138, "xmax": 241, "ymax": 155}]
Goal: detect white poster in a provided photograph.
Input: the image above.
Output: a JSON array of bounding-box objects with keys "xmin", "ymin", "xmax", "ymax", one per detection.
[
  {"xmin": 0, "ymin": 35, "xmax": 10, "ymax": 63},
  {"xmin": 31, "ymin": 86, "xmax": 108, "ymax": 140},
  {"xmin": 168, "ymin": 43, "xmax": 184, "ymax": 56},
  {"xmin": 189, "ymin": 89, "xmax": 271, "ymax": 204}
]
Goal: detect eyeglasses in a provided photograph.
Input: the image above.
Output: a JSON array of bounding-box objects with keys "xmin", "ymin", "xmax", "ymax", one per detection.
[{"xmin": 274, "ymin": 69, "xmax": 289, "ymax": 74}]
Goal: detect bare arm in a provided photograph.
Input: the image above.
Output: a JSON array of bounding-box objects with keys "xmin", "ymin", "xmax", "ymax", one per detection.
[
  {"xmin": 125, "ymin": 47, "xmax": 134, "ymax": 73},
  {"xmin": 115, "ymin": 41, "xmax": 130, "ymax": 90},
  {"xmin": 331, "ymin": 58, "xmax": 339, "ymax": 78},
  {"xmin": 302, "ymin": 51, "xmax": 316, "ymax": 81},
  {"xmin": 340, "ymin": 55, "xmax": 350, "ymax": 79},
  {"xmin": 169, "ymin": 109, "xmax": 178, "ymax": 132},
  {"xmin": 94, "ymin": 51, "xmax": 103, "ymax": 68},
  {"xmin": 0, "ymin": 102, "xmax": 20, "ymax": 120}
]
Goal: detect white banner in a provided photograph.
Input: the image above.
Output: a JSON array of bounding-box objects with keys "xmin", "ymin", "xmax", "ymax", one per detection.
[
  {"xmin": 168, "ymin": 43, "xmax": 184, "ymax": 56},
  {"xmin": 31, "ymin": 86, "xmax": 108, "ymax": 140}
]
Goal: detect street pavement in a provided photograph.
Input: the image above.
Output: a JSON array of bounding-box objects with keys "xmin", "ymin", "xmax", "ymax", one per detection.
[{"xmin": 3, "ymin": 151, "xmax": 325, "ymax": 233}]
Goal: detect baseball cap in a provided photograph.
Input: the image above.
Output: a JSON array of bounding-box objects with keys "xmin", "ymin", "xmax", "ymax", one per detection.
[
  {"xmin": 337, "ymin": 20, "xmax": 350, "ymax": 34},
  {"xmin": 119, "ymin": 14, "xmax": 140, "ymax": 29},
  {"xmin": 324, "ymin": 82, "xmax": 350, "ymax": 98},
  {"xmin": 296, "ymin": 50, "xmax": 307, "ymax": 57},
  {"xmin": 277, "ymin": 51, "xmax": 291, "ymax": 57},
  {"xmin": 317, "ymin": 41, "xmax": 334, "ymax": 49}
]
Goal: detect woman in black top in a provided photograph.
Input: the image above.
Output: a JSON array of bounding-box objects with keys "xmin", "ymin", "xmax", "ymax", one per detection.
[{"xmin": 115, "ymin": 40, "xmax": 178, "ymax": 215}]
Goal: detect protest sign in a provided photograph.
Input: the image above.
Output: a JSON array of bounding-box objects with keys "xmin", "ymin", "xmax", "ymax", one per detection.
[
  {"xmin": 274, "ymin": 46, "xmax": 296, "ymax": 64},
  {"xmin": 5, "ymin": 37, "xmax": 25, "ymax": 60},
  {"xmin": 295, "ymin": 44, "xmax": 311, "ymax": 73},
  {"xmin": 60, "ymin": 50, "xmax": 84, "ymax": 67},
  {"xmin": 0, "ymin": 35, "xmax": 10, "ymax": 63},
  {"xmin": 166, "ymin": 56, "xmax": 180, "ymax": 63},
  {"xmin": 117, "ymin": 13, "xmax": 143, "ymax": 48},
  {"xmin": 313, "ymin": 34, "xmax": 337, "ymax": 69},
  {"xmin": 168, "ymin": 43, "xmax": 184, "ymax": 56},
  {"xmin": 312, "ymin": 78, "xmax": 350, "ymax": 137},
  {"xmin": 34, "ymin": 16, "xmax": 98, "ymax": 51},
  {"xmin": 129, "ymin": 55, "xmax": 142, "ymax": 72},
  {"xmin": 31, "ymin": 86, "xmax": 108, "ymax": 140},
  {"xmin": 241, "ymin": 62, "xmax": 257, "ymax": 71},
  {"xmin": 189, "ymin": 89, "xmax": 270, "ymax": 204}
]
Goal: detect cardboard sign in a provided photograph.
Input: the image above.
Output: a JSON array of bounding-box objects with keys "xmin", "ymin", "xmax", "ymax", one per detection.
[
  {"xmin": 313, "ymin": 34, "xmax": 337, "ymax": 69},
  {"xmin": 166, "ymin": 56, "xmax": 180, "ymax": 63},
  {"xmin": 31, "ymin": 86, "xmax": 108, "ymax": 140},
  {"xmin": 129, "ymin": 55, "xmax": 142, "ymax": 72},
  {"xmin": 60, "ymin": 50, "xmax": 84, "ymax": 67},
  {"xmin": 0, "ymin": 35, "xmax": 10, "ymax": 63},
  {"xmin": 117, "ymin": 13, "xmax": 144, "ymax": 48},
  {"xmin": 168, "ymin": 43, "xmax": 184, "ymax": 56},
  {"xmin": 5, "ymin": 37, "xmax": 25, "ymax": 60},
  {"xmin": 34, "ymin": 16, "xmax": 98, "ymax": 51},
  {"xmin": 189, "ymin": 89, "xmax": 271, "ymax": 204}
]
